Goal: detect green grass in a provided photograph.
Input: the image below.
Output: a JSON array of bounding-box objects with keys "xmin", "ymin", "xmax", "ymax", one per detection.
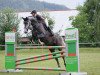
[{"xmin": 0, "ymin": 48, "xmax": 100, "ymax": 75}]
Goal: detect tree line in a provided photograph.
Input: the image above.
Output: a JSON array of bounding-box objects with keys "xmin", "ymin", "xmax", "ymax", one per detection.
[
  {"xmin": 70, "ymin": 0, "xmax": 100, "ymax": 47},
  {"xmin": 0, "ymin": 0, "xmax": 69, "ymax": 12}
]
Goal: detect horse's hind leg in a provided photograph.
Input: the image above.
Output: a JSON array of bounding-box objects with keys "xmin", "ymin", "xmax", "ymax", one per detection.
[
  {"xmin": 49, "ymin": 49, "xmax": 60, "ymax": 67},
  {"xmin": 62, "ymin": 53, "xmax": 66, "ymax": 67},
  {"xmin": 58, "ymin": 49, "xmax": 66, "ymax": 67}
]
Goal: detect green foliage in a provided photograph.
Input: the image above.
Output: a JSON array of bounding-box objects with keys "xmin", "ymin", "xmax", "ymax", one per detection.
[
  {"xmin": 70, "ymin": 0, "xmax": 100, "ymax": 47},
  {"xmin": 0, "ymin": 0, "xmax": 69, "ymax": 12},
  {"xmin": 0, "ymin": 8, "xmax": 20, "ymax": 50}
]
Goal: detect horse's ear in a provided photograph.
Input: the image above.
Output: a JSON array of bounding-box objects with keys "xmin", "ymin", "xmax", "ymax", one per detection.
[{"xmin": 26, "ymin": 17, "xmax": 28, "ymax": 20}]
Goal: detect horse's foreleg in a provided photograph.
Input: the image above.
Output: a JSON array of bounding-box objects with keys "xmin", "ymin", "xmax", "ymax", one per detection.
[{"xmin": 49, "ymin": 49, "xmax": 60, "ymax": 67}]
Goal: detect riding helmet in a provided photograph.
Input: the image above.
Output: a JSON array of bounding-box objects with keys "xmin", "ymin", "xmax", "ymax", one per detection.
[{"xmin": 31, "ymin": 10, "xmax": 37, "ymax": 14}]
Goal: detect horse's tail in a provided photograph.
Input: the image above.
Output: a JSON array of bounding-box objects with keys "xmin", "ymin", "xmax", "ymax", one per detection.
[{"xmin": 61, "ymin": 37, "xmax": 66, "ymax": 46}]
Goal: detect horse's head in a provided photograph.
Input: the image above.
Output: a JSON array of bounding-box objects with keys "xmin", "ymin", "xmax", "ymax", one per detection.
[
  {"xmin": 22, "ymin": 16, "xmax": 46, "ymax": 38},
  {"xmin": 22, "ymin": 17, "xmax": 32, "ymax": 33}
]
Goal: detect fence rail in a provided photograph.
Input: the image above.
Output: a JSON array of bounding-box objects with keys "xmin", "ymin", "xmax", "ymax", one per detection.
[
  {"xmin": 0, "ymin": 42, "xmax": 100, "ymax": 47},
  {"xmin": 0, "ymin": 45, "xmax": 5, "ymax": 47},
  {"xmin": 16, "ymin": 46, "xmax": 65, "ymax": 49}
]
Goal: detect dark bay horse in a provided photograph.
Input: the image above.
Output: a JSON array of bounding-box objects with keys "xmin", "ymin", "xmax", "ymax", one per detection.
[{"xmin": 22, "ymin": 16, "xmax": 66, "ymax": 67}]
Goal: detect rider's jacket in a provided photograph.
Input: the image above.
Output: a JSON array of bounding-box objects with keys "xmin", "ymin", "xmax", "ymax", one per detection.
[{"xmin": 35, "ymin": 14, "xmax": 45, "ymax": 23}]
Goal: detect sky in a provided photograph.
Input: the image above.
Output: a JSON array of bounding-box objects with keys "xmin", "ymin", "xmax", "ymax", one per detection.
[{"xmin": 39, "ymin": 0, "xmax": 86, "ymax": 9}]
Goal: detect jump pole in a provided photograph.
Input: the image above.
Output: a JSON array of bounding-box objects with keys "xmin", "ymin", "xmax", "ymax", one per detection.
[
  {"xmin": 16, "ymin": 46, "xmax": 65, "ymax": 49},
  {"xmin": 16, "ymin": 67, "xmax": 66, "ymax": 71},
  {"xmin": 16, "ymin": 51, "xmax": 64, "ymax": 62}
]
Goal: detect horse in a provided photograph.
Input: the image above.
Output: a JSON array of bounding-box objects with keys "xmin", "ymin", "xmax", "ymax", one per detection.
[{"xmin": 22, "ymin": 16, "xmax": 66, "ymax": 67}]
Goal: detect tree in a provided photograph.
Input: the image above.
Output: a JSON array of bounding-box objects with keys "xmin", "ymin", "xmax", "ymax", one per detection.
[
  {"xmin": 0, "ymin": 8, "xmax": 20, "ymax": 50},
  {"xmin": 70, "ymin": 0, "xmax": 100, "ymax": 46}
]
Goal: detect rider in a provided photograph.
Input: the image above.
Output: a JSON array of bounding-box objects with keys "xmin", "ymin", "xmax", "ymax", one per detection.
[{"xmin": 30, "ymin": 10, "xmax": 54, "ymax": 36}]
